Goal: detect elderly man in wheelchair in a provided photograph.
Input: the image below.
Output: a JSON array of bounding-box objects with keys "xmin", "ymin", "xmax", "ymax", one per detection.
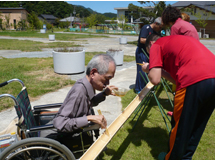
[{"xmin": 0, "ymin": 54, "xmax": 118, "ymax": 160}]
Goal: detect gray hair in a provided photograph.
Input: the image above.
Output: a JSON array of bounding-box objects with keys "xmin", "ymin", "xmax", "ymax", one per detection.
[
  {"xmin": 154, "ymin": 17, "xmax": 162, "ymax": 25},
  {"xmin": 86, "ymin": 54, "xmax": 116, "ymax": 76}
]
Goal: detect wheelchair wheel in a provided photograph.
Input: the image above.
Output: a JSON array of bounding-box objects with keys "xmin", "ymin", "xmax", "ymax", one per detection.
[{"xmin": 0, "ymin": 137, "xmax": 76, "ymax": 160}]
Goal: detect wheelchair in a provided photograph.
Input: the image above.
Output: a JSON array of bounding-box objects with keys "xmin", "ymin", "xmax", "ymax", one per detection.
[{"xmin": 0, "ymin": 78, "xmax": 100, "ymax": 160}]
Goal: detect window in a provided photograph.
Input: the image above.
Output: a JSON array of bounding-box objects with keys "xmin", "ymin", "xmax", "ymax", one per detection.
[
  {"xmin": 14, "ymin": 19, "xmax": 16, "ymax": 29},
  {"xmin": 125, "ymin": 11, "xmax": 131, "ymax": 23},
  {"xmin": 191, "ymin": 8, "xmax": 196, "ymax": 15}
]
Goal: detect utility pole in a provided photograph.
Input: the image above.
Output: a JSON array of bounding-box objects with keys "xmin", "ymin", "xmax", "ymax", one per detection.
[
  {"xmin": 70, "ymin": 13, "xmax": 72, "ymax": 27},
  {"xmin": 73, "ymin": 6, "xmax": 76, "ymax": 27},
  {"xmin": 20, "ymin": 2, "xmax": 23, "ymax": 30}
]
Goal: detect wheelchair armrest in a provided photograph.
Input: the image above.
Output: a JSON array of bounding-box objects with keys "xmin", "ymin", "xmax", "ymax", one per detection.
[
  {"xmin": 82, "ymin": 123, "xmax": 100, "ymax": 132},
  {"xmin": 33, "ymin": 103, "xmax": 62, "ymax": 111},
  {"xmin": 28, "ymin": 124, "xmax": 55, "ymax": 133}
]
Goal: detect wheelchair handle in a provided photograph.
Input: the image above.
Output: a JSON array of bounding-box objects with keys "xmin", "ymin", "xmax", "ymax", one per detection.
[
  {"xmin": 0, "ymin": 81, "xmax": 8, "ymax": 87},
  {"xmin": 0, "ymin": 79, "xmax": 25, "ymax": 88},
  {"xmin": 0, "ymin": 94, "xmax": 19, "ymax": 106}
]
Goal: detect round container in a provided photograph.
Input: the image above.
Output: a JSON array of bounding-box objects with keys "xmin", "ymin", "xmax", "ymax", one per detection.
[
  {"xmin": 106, "ymin": 50, "xmax": 124, "ymax": 66},
  {"xmin": 49, "ymin": 35, "xmax": 55, "ymax": 41},
  {"xmin": 53, "ymin": 48, "xmax": 85, "ymax": 74}
]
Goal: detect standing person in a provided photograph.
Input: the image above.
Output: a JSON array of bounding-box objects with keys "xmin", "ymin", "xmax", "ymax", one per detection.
[
  {"xmin": 142, "ymin": 33, "xmax": 215, "ymax": 160},
  {"xmin": 135, "ymin": 17, "xmax": 162, "ymax": 93},
  {"xmin": 162, "ymin": 6, "xmax": 199, "ymax": 40}
]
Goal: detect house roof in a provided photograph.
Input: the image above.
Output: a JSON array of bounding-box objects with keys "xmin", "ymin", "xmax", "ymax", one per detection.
[
  {"xmin": 172, "ymin": 1, "xmax": 215, "ymax": 14},
  {"xmin": 193, "ymin": 4, "xmax": 215, "ymax": 14},
  {"xmin": 39, "ymin": 14, "xmax": 57, "ymax": 20},
  {"xmin": 0, "ymin": 7, "xmax": 26, "ymax": 10},
  {"xmin": 133, "ymin": 17, "xmax": 152, "ymax": 23},
  {"xmin": 0, "ymin": 7, "xmax": 29, "ymax": 13},
  {"xmin": 114, "ymin": 6, "xmax": 154, "ymax": 11},
  {"xmin": 60, "ymin": 16, "xmax": 80, "ymax": 22},
  {"xmin": 172, "ymin": 1, "xmax": 215, "ymax": 7}
]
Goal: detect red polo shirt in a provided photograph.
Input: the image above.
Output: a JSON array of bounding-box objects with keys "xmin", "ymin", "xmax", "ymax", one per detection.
[
  {"xmin": 149, "ymin": 35, "xmax": 215, "ymax": 91},
  {"xmin": 171, "ymin": 18, "xmax": 199, "ymax": 40}
]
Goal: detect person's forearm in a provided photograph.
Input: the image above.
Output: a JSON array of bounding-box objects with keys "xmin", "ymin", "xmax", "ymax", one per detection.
[
  {"xmin": 161, "ymin": 69, "xmax": 176, "ymax": 84},
  {"xmin": 140, "ymin": 37, "xmax": 146, "ymax": 44},
  {"xmin": 53, "ymin": 115, "xmax": 88, "ymax": 132},
  {"xmin": 92, "ymin": 92, "xmax": 106, "ymax": 106}
]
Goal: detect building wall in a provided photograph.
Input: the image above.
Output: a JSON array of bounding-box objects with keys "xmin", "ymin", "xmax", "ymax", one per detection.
[
  {"xmin": 179, "ymin": 7, "xmax": 215, "ymax": 38},
  {"xmin": 191, "ymin": 20, "xmax": 215, "ymax": 38},
  {"xmin": 0, "ymin": 9, "xmax": 28, "ymax": 29},
  {"xmin": 117, "ymin": 9, "xmax": 134, "ymax": 24},
  {"xmin": 181, "ymin": 8, "xmax": 215, "ymax": 20},
  {"xmin": 117, "ymin": 10, "xmax": 125, "ymax": 23}
]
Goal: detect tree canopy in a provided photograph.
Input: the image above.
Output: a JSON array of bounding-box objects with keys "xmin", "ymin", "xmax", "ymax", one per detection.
[
  {"xmin": 0, "ymin": 1, "xmax": 116, "ymax": 19},
  {"xmin": 128, "ymin": 1, "xmax": 166, "ymax": 24}
]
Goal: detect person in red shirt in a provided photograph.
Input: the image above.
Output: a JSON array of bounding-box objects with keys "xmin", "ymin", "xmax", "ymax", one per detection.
[
  {"xmin": 162, "ymin": 6, "xmax": 199, "ymax": 40},
  {"xmin": 142, "ymin": 33, "xmax": 215, "ymax": 160}
]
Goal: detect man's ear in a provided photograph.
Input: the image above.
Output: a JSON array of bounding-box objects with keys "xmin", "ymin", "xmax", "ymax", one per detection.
[
  {"xmin": 150, "ymin": 41, "xmax": 155, "ymax": 46},
  {"xmin": 90, "ymin": 68, "xmax": 98, "ymax": 76}
]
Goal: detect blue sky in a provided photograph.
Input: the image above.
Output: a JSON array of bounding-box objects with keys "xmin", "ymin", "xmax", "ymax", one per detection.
[{"xmin": 67, "ymin": 1, "xmax": 177, "ymax": 14}]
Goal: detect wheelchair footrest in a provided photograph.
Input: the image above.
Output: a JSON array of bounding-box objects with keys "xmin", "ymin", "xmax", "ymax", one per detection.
[{"xmin": 0, "ymin": 132, "xmax": 18, "ymax": 153}]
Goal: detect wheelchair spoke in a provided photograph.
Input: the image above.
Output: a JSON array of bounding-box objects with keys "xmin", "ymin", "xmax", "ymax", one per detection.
[{"xmin": 0, "ymin": 138, "xmax": 76, "ymax": 160}]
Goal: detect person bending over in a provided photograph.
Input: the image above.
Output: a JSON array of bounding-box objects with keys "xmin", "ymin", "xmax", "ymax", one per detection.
[
  {"xmin": 142, "ymin": 33, "xmax": 215, "ymax": 160},
  {"xmin": 162, "ymin": 6, "xmax": 199, "ymax": 40}
]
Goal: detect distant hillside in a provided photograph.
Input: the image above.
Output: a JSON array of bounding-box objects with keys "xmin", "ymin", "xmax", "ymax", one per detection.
[
  {"xmin": 103, "ymin": 12, "xmax": 117, "ymax": 18},
  {"xmin": 0, "ymin": 1, "xmax": 116, "ymax": 19},
  {"xmin": 78, "ymin": 5, "xmax": 117, "ymax": 18},
  {"xmin": 86, "ymin": 7, "xmax": 94, "ymax": 13}
]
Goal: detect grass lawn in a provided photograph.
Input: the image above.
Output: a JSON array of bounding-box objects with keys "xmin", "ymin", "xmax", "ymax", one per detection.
[
  {"xmin": 0, "ymin": 30, "xmax": 108, "ymax": 41},
  {"xmin": 0, "ymin": 30, "xmax": 134, "ymax": 111},
  {"xmin": 0, "ymin": 39, "xmax": 81, "ymax": 52},
  {"xmin": 0, "ymin": 57, "xmax": 72, "ymax": 111},
  {"xmin": 97, "ymin": 84, "xmax": 215, "ymax": 160},
  {"xmin": 0, "ymin": 53, "xmax": 134, "ymax": 111},
  {"xmin": 0, "ymin": 31, "xmax": 213, "ymax": 159},
  {"xmin": 0, "ymin": 30, "xmax": 109, "ymax": 52}
]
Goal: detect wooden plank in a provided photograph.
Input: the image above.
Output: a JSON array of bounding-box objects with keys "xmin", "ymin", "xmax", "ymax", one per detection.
[{"xmin": 80, "ymin": 82, "xmax": 154, "ymax": 160}]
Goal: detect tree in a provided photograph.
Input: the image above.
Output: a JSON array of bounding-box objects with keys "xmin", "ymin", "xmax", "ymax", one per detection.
[
  {"xmin": 0, "ymin": 11, "xmax": 2, "ymax": 29},
  {"xmin": 54, "ymin": 18, "xmax": 60, "ymax": 28},
  {"xmin": 86, "ymin": 13, "xmax": 98, "ymax": 28},
  {"xmin": 118, "ymin": 14, "xmax": 128, "ymax": 30},
  {"xmin": 5, "ymin": 14, "xmax": 10, "ymax": 29},
  {"xmin": 17, "ymin": 19, "xmax": 27, "ymax": 30},
  {"xmin": 96, "ymin": 14, "xmax": 106, "ymax": 24},
  {"xmin": 128, "ymin": 1, "xmax": 166, "ymax": 24},
  {"xmin": 27, "ymin": 11, "xmax": 42, "ymax": 30}
]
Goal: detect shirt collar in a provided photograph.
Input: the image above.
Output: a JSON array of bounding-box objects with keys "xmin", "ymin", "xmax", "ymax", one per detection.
[
  {"xmin": 176, "ymin": 18, "xmax": 182, "ymax": 22},
  {"xmin": 82, "ymin": 76, "xmax": 95, "ymax": 100}
]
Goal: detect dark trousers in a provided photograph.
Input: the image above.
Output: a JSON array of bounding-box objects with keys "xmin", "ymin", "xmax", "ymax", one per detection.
[
  {"xmin": 135, "ymin": 47, "xmax": 149, "ymax": 93},
  {"xmin": 166, "ymin": 78, "xmax": 215, "ymax": 160}
]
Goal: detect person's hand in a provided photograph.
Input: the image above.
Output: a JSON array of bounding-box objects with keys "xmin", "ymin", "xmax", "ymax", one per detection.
[
  {"xmin": 141, "ymin": 62, "xmax": 149, "ymax": 73},
  {"xmin": 103, "ymin": 85, "xmax": 118, "ymax": 96},
  {"xmin": 87, "ymin": 115, "xmax": 107, "ymax": 129}
]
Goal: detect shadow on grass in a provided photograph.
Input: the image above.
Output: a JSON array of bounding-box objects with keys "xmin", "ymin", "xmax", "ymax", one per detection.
[
  {"xmin": 102, "ymin": 103, "xmax": 169, "ymax": 160},
  {"xmin": 98, "ymin": 85, "xmax": 173, "ymax": 160}
]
